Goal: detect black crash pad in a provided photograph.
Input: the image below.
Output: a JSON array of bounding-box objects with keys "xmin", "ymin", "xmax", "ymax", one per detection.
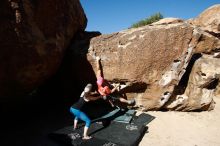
[{"xmin": 49, "ymin": 113, "xmax": 155, "ymax": 146}]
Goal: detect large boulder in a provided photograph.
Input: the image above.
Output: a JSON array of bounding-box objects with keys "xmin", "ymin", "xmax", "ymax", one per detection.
[
  {"xmin": 0, "ymin": 0, "xmax": 87, "ymax": 99},
  {"xmin": 68, "ymin": 21, "xmax": 218, "ymax": 111}
]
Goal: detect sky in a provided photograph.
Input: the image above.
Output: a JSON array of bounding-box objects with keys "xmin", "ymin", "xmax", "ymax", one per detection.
[{"xmin": 80, "ymin": 0, "xmax": 220, "ymax": 34}]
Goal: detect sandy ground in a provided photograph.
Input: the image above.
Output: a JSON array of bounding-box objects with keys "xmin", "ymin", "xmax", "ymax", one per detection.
[{"xmin": 139, "ymin": 97, "xmax": 220, "ymax": 146}]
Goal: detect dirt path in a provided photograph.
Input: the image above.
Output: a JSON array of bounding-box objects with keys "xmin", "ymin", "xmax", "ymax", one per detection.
[{"xmin": 139, "ymin": 97, "xmax": 220, "ymax": 146}]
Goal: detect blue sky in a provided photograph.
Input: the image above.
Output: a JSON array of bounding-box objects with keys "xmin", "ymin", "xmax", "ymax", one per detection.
[{"xmin": 80, "ymin": 0, "xmax": 220, "ymax": 34}]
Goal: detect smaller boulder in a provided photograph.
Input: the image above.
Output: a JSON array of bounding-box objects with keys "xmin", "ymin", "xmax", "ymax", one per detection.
[{"xmin": 189, "ymin": 4, "xmax": 220, "ymax": 34}]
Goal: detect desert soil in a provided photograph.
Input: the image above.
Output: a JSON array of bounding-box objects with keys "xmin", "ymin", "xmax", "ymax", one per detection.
[{"xmin": 139, "ymin": 97, "xmax": 220, "ymax": 146}]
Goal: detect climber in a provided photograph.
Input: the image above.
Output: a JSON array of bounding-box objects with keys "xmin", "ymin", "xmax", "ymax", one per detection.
[{"xmin": 95, "ymin": 56, "xmax": 135, "ymax": 107}]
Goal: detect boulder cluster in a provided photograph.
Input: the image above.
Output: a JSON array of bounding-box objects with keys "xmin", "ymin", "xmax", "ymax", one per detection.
[{"xmin": 0, "ymin": 1, "xmax": 219, "ymax": 111}]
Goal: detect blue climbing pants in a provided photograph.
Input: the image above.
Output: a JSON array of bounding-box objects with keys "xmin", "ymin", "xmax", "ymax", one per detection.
[{"xmin": 70, "ymin": 107, "xmax": 91, "ymax": 127}]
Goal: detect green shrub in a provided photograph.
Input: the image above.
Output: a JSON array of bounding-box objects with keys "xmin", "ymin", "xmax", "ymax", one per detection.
[{"xmin": 130, "ymin": 12, "xmax": 163, "ymax": 28}]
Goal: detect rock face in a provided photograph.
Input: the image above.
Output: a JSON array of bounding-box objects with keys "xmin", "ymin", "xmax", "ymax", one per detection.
[
  {"xmin": 165, "ymin": 54, "xmax": 220, "ymax": 111},
  {"xmin": 83, "ymin": 22, "xmax": 219, "ymax": 111},
  {"xmin": 0, "ymin": 0, "xmax": 87, "ymax": 99},
  {"xmin": 86, "ymin": 23, "xmax": 194, "ymax": 109}
]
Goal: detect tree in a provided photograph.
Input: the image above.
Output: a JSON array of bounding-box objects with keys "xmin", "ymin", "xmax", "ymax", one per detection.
[{"xmin": 130, "ymin": 12, "xmax": 163, "ymax": 28}]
